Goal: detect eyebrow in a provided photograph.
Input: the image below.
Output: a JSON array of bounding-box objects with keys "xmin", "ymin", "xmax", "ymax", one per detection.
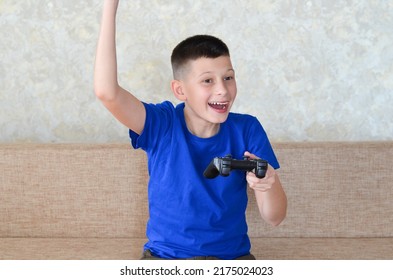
[{"xmin": 198, "ymin": 69, "xmax": 235, "ymax": 77}]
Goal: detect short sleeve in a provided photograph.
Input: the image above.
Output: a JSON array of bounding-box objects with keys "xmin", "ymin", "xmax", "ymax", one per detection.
[
  {"xmin": 129, "ymin": 101, "xmax": 174, "ymax": 151},
  {"xmin": 247, "ymin": 117, "xmax": 280, "ymax": 169}
]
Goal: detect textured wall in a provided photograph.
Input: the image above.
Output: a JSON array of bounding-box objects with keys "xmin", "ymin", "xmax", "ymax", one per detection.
[{"xmin": 1, "ymin": 0, "xmax": 392, "ymax": 143}]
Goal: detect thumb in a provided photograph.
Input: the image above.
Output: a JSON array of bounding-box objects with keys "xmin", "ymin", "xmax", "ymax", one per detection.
[{"xmin": 244, "ymin": 151, "xmax": 259, "ymax": 159}]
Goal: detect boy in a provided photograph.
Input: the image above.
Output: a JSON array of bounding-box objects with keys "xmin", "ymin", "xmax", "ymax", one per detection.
[{"xmin": 94, "ymin": 0, "xmax": 287, "ymax": 260}]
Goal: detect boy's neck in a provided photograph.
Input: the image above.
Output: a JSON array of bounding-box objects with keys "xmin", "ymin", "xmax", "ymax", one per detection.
[{"xmin": 183, "ymin": 109, "xmax": 220, "ymax": 138}]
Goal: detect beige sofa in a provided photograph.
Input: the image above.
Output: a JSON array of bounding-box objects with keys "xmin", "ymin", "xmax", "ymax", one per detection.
[{"xmin": 1, "ymin": 142, "xmax": 392, "ymax": 260}]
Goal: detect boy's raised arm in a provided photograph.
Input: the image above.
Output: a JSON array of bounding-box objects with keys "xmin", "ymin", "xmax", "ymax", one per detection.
[{"xmin": 94, "ymin": 0, "xmax": 145, "ymax": 135}]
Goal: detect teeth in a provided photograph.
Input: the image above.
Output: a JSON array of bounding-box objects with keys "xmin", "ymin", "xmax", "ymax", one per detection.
[{"xmin": 209, "ymin": 102, "xmax": 228, "ymax": 105}]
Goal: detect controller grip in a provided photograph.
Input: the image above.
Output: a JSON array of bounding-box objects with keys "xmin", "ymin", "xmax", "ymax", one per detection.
[
  {"xmin": 203, "ymin": 161, "xmax": 219, "ymax": 179},
  {"xmin": 255, "ymin": 160, "xmax": 268, "ymax": 178}
]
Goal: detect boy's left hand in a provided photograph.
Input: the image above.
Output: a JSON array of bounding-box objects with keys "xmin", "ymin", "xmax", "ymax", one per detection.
[{"xmin": 244, "ymin": 151, "xmax": 276, "ymax": 192}]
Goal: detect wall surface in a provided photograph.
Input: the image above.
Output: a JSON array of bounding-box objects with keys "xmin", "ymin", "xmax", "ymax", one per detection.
[{"xmin": 1, "ymin": 0, "xmax": 392, "ymax": 143}]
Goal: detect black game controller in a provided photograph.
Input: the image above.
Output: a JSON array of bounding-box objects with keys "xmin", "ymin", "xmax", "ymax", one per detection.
[{"xmin": 203, "ymin": 155, "xmax": 268, "ymax": 179}]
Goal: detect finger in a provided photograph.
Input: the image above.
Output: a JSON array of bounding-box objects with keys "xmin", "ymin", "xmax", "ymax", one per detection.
[
  {"xmin": 246, "ymin": 171, "xmax": 260, "ymax": 183},
  {"xmin": 248, "ymin": 181, "xmax": 272, "ymax": 192},
  {"xmin": 247, "ymin": 168, "xmax": 275, "ymax": 192},
  {"xmin": 246, "ymin": 172, "xmax": 271, "ymax": 191}
]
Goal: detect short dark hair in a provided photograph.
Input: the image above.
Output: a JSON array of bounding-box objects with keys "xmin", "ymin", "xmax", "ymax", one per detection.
[{"xmin": 171, "ymin": 35, "xmax": 230, "ymax": 79}]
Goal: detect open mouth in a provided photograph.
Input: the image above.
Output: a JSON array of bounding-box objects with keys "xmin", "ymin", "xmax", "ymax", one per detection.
[{"xmin": 208, "ymin": 101, "xmax": 229, "ymax": 111}]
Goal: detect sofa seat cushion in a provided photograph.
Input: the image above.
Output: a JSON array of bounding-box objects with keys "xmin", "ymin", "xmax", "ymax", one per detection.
[
  {"xmin": 2, "ymin": 237, "xmax": 392, "ymax": 260},
  {"xmin": 251, "ymin": 237, "xmax": 393, "ymax": 260},
  {"xmin": 0, "ymin": 238, "xmax": 147, "ymax": 260}
]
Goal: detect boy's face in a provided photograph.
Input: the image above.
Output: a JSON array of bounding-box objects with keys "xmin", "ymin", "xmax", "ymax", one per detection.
[{"xmin": 174, "ymin": 56, "xmax": 237, "ymax": 137}]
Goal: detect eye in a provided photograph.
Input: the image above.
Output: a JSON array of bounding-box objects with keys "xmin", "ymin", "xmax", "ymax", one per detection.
[
  {"xmin": 203, "ymin": 78, "xmax": 213, "ymax": 84},
  {"xmin": 224, "ymin": 76, "xmax": 234, "ymax": 81}
]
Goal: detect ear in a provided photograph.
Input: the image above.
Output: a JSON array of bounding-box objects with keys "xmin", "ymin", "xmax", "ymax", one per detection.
[{"xmin": 171, "ymin": 79, "xmax": 187, "ymax": 101}]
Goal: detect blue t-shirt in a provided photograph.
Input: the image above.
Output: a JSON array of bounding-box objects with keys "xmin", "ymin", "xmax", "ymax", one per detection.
[{"xmin": 129, "ymin": 101, "xmax": 279, "ymax": 259}]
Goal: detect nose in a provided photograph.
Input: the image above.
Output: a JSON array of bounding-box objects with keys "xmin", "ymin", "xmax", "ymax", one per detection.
[{"xmin": 215, "ymin": 80, "xmax": 228, "ymax": 96}]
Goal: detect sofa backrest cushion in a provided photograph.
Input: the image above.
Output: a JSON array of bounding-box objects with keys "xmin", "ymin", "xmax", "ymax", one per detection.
[
  {"xmin": 247, "ymin": 142, "xmax": 393, "ymax": 238},
  {"xmin": 1, "ymin": 144, "xmax": 148, "ymax": 238},
  {"xmin": 1, "ymin": 142, "xmax": 392, "ymax": 239}
]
